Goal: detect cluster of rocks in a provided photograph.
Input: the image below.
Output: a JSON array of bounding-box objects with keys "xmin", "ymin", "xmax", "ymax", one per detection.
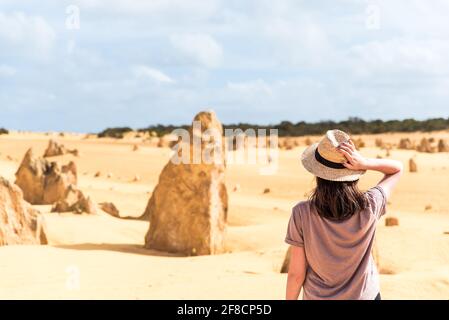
[
  {"xmin": 15, "ymin": 149, "xmax": 77, "ymax": 204},
  {"xmin": 398, "ymin": 138, "xmax": 414, "ymax": 150},
  {"xmin": 15, "ymin": 148, "xmax": 95, "ymax": 214},
  {"xmin": 52, "ymin": 185, "xmax": 96, "ymax": 214},
  {"xmin": 280, "ymin": 138, "xmax": 301, "ymax": 150},
  {"xmin": 398, "ymin": 137, "xmax": 449, "ymax": 153},
  {"xmin": 416, "ymin": 138, "xmax": 436, "ymax": 153},
  {"xmin": 143, "ymin": 135, "xmax": 178, "ymax": 149},
  {"xmin": 44, "ymin": 140, "xmax": 79, "ymax": 157}
]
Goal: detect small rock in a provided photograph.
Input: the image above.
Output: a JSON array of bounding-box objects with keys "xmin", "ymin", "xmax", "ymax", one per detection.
[
  {"xmin": 398, "ymin": 138, "xmax": 414, "ymax": 150},
  {"xmin": 409, "ymin": 158, "xmax": 417, "ymax": 173},
  {"xmin": 69, "ymin": 149, "xmax": 80, "ymax": 157},
  {"xmin": 353, "ymin": 138, "xmax": 365, "ymax": 149},
  {"xmin": 385, "ymin": 217, "xmax": 399, "ymax": 227},
  {"xmin": 233, "ymin": 184, "xmax": 241, "ymax": 192},
  {"xmin": 133, "ymin": 174, "xmax": 141, "ymax": 182},
  {"xmin": 280, "ymin": 247, "xmax": 292, "ymax": 273},
  {"xmin": 375, "ymin": 138, "xmax": 384, "ymax": 148},
  {"xmin": 425, "ymin": 205, "xmax": 432, "ymax": 211},
  {"xmin": 94, "ymin": 171, "xmax": 101, "ymax": 178},
  {"xmin": 99, "ymin": 202, "xmax": 120, "ymax": 218},
  {"xmin": 304, "ymin": 137, "xmax": 313, "ymax": 146},
  {"xmin": 438, "ymin": 139, "xmax": 449, "ymax": 152},
  {"xmin": 263, "ymin": 188, "xmax": 270, "ymax": 194}
]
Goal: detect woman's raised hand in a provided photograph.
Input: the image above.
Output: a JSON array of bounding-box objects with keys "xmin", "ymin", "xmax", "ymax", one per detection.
[
  {"xmin": 338, "ymin": 139, "xmax": 403, "ymax": 199},
  {"xmin": 337, "ymin": 139, "xmax": 370, "ymax": 171}
]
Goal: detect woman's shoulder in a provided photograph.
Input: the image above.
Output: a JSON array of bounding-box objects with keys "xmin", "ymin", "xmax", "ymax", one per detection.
[
  {"xmin": 364, "ymin": 185, "xmax": 387, "ymax": 205},
  {"xmin": 363, "ymin": 185, "xmax": 388, "ymax": 219},
  {"xmin": 292, "ymin": 200, "xmax": 313, "ymax": 217}
]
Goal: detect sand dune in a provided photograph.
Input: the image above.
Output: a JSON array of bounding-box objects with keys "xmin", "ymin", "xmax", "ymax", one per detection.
[{"xmin": 0, "ymin": 131, "xmax": 448, "ymax": 299}]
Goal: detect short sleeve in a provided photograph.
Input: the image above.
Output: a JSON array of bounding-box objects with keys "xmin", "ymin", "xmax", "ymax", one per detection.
[
  {"xmin": 365, "ymin": 186, "xmax": 387, "ymax": 219},
  {"xmin": 285, "ymin": 206, "xmax": 304, "ymax": 247}
]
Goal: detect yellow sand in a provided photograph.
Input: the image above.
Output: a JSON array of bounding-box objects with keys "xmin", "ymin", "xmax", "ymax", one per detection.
[{"xmin": 0, "ymin": 131, "xmax": 448, "ymax": 300}]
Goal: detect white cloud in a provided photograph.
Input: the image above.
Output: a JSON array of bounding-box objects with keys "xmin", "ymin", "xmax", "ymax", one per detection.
[
  {"xmin": 227, "ymin": 79, "xmax": 273, "ymax": 97},
  {"xmin": 349, "ymin": 38, "xmax": 449, "ymax": 76},
  {"xmin": 223, "ymin": 78, "xmax": 327, "ymax": 112},
  {"xmin": 76, "ymin": 0, "xmax": 220, "ymax": 19},
  {"xmin": 132, "ymin": 65, "xmax": 175, "ymax": 84},
  {"xmin": 0, "ymin": 65, "xmax": 16, "ymax": 77},
  {"xmin": 265, "ymin": 19, "xmax": 331, "ymax": 66},
  {"xmin": 0, "ymin": 11, "xmax": 55, "ymax": 56},
  {"xmin": 170, "ymin": 33, "xmax": 223, "ymax": 68}
]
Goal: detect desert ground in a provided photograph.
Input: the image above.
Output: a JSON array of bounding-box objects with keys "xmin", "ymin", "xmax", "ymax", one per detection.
[{"xmin": 0, "ymin": 130, "xmax": 448, "ymax": 300}]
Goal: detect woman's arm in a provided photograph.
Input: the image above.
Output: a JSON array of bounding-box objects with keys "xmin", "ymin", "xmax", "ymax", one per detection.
[
  {"xmin": 338, "ymin": 140, "xmax": 403, "ymax": 199},
  {"xmin": 286, "ymin": 246, "xmax": 307, "ymax": 300}
]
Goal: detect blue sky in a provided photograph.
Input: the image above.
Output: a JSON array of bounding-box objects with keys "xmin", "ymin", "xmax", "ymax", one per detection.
[{"xmin": 1, "ymin": 0, "xmax": 449, "ymax": 132}]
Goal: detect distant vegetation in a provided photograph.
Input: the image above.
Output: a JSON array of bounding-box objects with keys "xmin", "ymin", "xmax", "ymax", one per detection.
[
  {"xmin": 237, "ymin": 117, "xmax": 449, "ymax": 137},
  {"xmin": 98, "ymin": 127, "xmax": 132, "ymax": 139},
  {"xmin": 0, "ymin": 128, "xmax": 9, "ymax": 135},
  {"xmin": 138, "ymin": 124, "xmax": 190, "ymax": 137},
  {"xmin": 98, "ymin": 117, "xmax": 449, "ymax": 138}
]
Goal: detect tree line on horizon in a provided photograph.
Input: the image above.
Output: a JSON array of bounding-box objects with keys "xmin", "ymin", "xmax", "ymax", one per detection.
[
  {"xmin": 96, "ymin": 117, "xmax": 449, "ymax": 138},
  {"xmin": 1, "ymin": 117, "xmax": 448, "ymax": 138}
]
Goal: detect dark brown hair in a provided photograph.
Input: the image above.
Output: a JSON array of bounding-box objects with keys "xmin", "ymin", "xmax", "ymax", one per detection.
[{"xmin": 310, "ymin": 177, "xmax": 368, "ymax": 221}]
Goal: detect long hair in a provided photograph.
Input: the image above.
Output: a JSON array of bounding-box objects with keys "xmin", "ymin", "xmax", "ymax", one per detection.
[{"xmin": 309, "ymin": 177, "xmax": 368, "ymax": 221}]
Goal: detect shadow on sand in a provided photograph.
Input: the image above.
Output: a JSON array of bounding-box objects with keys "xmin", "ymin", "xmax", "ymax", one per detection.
[{"xmin": 53, "ymin": 243, "xmax": 184, "ymax": 258}]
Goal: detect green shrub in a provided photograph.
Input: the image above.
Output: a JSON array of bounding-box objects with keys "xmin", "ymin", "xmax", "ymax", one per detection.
[
  {"xmin": 98, "ymin": 127, "xmax": 132, "ymax": 139},
  {"xmin": 99, "ymin": 117, "xmax": 449, "ymax": 138}
]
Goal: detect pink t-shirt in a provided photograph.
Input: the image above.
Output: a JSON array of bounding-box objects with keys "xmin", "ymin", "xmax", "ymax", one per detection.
[{"xmin": 285, "ymin": 186, "xmax": 387, "ymax": 300}]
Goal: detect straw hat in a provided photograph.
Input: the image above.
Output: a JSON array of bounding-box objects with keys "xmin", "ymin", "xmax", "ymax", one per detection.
[{"xmin": 301, "ymin": 129, "xmax": 366, "ymax": 182}]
